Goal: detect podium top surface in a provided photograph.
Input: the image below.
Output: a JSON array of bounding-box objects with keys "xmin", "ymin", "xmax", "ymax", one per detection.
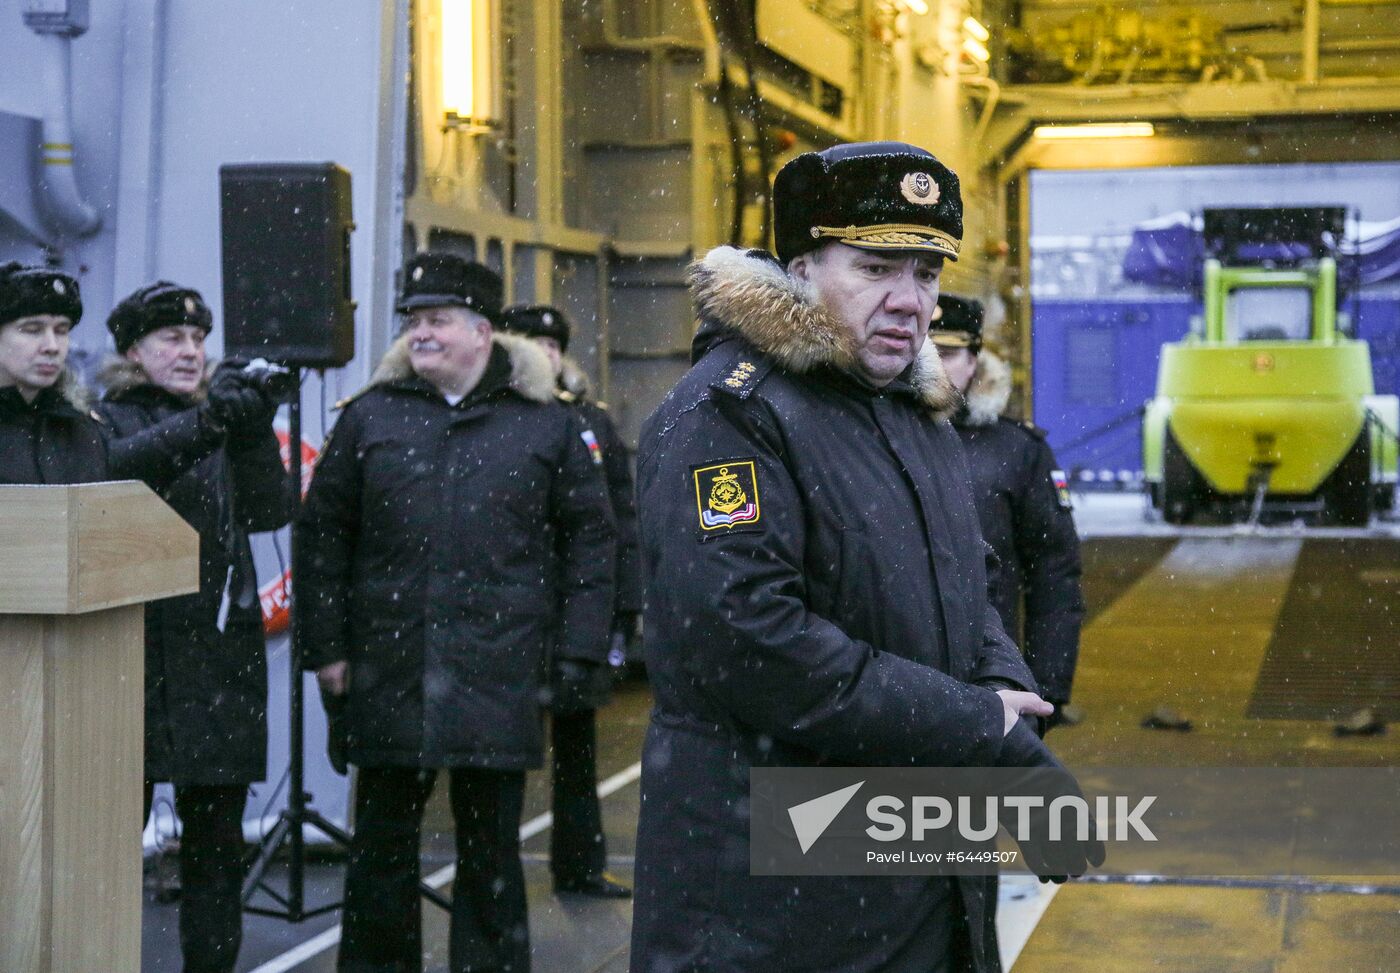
[{"xmin": 0, "ymin": 481, "xmax": 199, "ymax": 615}]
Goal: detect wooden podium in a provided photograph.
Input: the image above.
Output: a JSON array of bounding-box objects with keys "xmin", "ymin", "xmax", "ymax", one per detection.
[{"xmin": 0, "ymin": 482, "xmax": 198, "ymax": 973}]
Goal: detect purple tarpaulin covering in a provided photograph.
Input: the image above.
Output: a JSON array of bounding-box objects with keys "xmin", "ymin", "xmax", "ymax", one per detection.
[{"xmin": 1121, "ymin": 212, "xmax": 1400, "ymax": 289}]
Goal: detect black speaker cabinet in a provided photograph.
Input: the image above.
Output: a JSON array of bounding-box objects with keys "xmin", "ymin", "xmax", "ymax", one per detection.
[{"xmin": 219, "ymin": 163, "xmax": 356, "ymax": 368}]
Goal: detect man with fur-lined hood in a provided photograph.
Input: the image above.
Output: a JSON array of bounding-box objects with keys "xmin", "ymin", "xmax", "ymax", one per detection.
[
  {"xmin": 97, "ymin": 280, "xmax": 291, "ymax": 973},
  {"xmin": 296, "ymin": 252, "xmax": 615, "ymax": 973},
  {"xmin": 631, "ymin": 143, "xmax": 1100, "ymax": 973},
  {"xmin": 931, "ymin": 295, "xmax": 1084, "ymax": 727},
  {"xmin": 0, "ymin": 262, "xmax": 108, "ymax": 483}
]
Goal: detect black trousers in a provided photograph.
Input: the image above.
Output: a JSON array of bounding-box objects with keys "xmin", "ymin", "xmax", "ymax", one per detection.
[
  {"xmin": 549, "ymin": 709, "xmax": 607, "ymax": 883},
  {"xmin": 339, "ymin": 766, "xmax": 529, "ymax": 973},
  {"xmin": 144, "ymin": 782, "xmax": 248, "ymax": 973}
]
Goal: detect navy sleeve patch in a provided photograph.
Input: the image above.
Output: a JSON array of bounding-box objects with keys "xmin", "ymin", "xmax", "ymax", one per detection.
[
  {"xmin": 693, "ymin": 459, "xmax": 762, "ymax": 531},
  {"xmin": 1051, "ymin": 469, "xmax": 1073, "ymax": 510},
  {"xmin": 580, "ymin": 428, "xmax": 604, "ymax": 465}
]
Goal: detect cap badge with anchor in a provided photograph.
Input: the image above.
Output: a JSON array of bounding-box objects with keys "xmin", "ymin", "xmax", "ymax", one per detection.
[{"xmin": 900, "ymin": 171, "xmax": 940, "ymax": 206}]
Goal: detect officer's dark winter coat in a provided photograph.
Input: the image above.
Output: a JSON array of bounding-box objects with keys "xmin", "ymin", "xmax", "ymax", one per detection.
[
  {"xmin": 0, "ymin": 373, "xmax": 109, "ymax": 484},
  {"xmin": 632, "ymin": 247, "xmax": 1040, "ymax": 973},
  {"xmin": 296, "ymin": 334, "xmax": 615, "ymax": 770},
  {"xmin": 558, "ymin": 358, "xmax": 641, "ymax": 617},
  {"xmin": 97, "ymin": 359, "xmax": 291, "ymax": 785},
  {"xmin": 557, "ymin": 359, "xmax": 642, "ymax": 709},
  {"xmin": 952, "ymin": 351, "xmax": 1084, "ymax": 704}
]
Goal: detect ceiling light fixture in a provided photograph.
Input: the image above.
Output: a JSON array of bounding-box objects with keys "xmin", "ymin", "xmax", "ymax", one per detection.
[{"xmin": 1033, "ymin": 122, "xmax": 1157, "ymax": 139}]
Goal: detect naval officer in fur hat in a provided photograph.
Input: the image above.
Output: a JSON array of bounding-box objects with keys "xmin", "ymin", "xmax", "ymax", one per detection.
[
  {"xmin": 96, "ymin": 281, "xmax": 291, "ymax": 973},
  {"xmin": 931, "ymin": 295, "xmax": 1085, "ymax": 729},
  {"xmin": 0, "ymin": 262, "xmax": 108, "ymax": 483},
  {"xmin": 296, "ymin": 252, "xmax": 615, "ymax": 973},
  {"xmin": 630, "ymin": 142, "xmax": 1101, "ymax": 973}
]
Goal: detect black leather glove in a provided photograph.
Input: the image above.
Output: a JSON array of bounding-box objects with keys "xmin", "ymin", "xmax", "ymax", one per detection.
[
  {"xmin": 204, "ymin": 362, "xmax": 277, "ymax": 431},
  {"xmin": 549, "ymin": 658, "xmax": 601, "ymax": 716},
  {"xmin": 319, "ymin": 686, "xmax": 349, "ymax": 775},
  {"xmin": 996, "ymin": 721, "xmax": 1106, "ymax": 883}
]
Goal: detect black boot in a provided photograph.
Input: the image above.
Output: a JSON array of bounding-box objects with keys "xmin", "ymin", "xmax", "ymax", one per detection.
[{"xmin": 554, "ymin": 871, "xmax": 632, "ymax": 899}]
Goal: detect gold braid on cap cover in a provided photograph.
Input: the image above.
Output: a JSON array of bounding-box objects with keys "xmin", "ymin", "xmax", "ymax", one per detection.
[{"xmin": 808, "ymin": 223, "xmax": 962, "ymax": 257}]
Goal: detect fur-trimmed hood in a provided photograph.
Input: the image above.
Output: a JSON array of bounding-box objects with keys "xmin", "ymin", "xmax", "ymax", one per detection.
[
  {"xmin": 688, "ymin": 246, "xmax": 959, "ymax": 416},
  {"xmin": 56, "ymin": 368, "xmax": 94, "ymax": 412},
  {"xmin": 359, "ymin": 330, "xmax": 556, "ymax": 404},
  {"xmin": 0, "ymin": 368, "xmax": 93, "ymax": 416},
  {"xmin": 959, "ymin": 349, "xmax": 1011, "ymax": 427}
]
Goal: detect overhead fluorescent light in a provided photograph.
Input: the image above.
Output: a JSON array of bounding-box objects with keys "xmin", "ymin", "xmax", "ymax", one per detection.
[
  {"xmin": 962, "ymin": 37, "xmax": 991, "ymax": 62},
  {"xmin": 441, "ymin": 0, "xmax": 495, "ymax": 127},
  {"xmin": 963, "ymin": 16, "xmax": 990, "ymax": 43},
  {"xmin": 440, "ymin": 0, "xmax": 474, "ymax": 119},
  {"xmin": 901, "ymin": 0, "xmax": 930, "ymax": 15},
  {"xmin": 1033, "ymin": 122, "xmax": 1157, "ymax": 139}
]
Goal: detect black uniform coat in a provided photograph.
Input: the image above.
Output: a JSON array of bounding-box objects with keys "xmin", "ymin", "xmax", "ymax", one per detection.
[
  {"xmin": 951, "ymin": 351, "xmax": 1084, "ymax": 704},
  {"xmin": 558, "ymin": 360, "xmax": 642, "ymax": 618},
  {"xmin": 296, "ymin": 334, "xmax": 615, "ymax": 770},
  {"xmin": 97, "ymin": 359, "xmax": 291, "ymax": 785},
  {"xmin": 556, "ymin": 360, "xmax": 643, "ymax": 708},
  {"xmin": 0, "ymin": 374, "xmax": 109, "ymax": 483},
  {"xmin": 631, "ymin": 248, "xmax": 1042, "ymax": 973}
]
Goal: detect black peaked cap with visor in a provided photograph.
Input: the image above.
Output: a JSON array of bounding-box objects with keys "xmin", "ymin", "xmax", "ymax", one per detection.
[
  {"xmin": 397, "ymin": 252, "xmax": 503, "ymax": 325},
  {"xmin": 500, "ymin": 304, "xmax": 572, "ymax": 353},
  {"xmin": 773, "ymin": 141, "xmax": 963, "ymax": 265},
  {"xmin": 928, "ymin": 294, "xmax": 985, "ymax": 354}
]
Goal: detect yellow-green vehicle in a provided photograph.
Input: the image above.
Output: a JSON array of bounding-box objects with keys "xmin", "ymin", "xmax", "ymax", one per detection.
[{"xmin": 1144, "ymin": 207, "xmax": 1399, "ymax": 525}]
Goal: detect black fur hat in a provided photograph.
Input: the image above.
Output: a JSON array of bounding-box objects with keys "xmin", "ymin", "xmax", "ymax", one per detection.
[
  {"xmin": 773, "ymin": 141, "xmax": 963, "ymax": 265},
  {"xmin": 929, "ymin": 294, "xmax": 984, "ymax": 353},
  {"xmin": 107, "ymin": 281, "xmax": 213, "ymax": 353},
  {"xmin": 397, "ymin": 252, "xmax": 503, "ymax": 323},
  {"xmin": 500, "ymin": 304, "xmax": 571, "ymax": 352},
  {"xmin": 0, "ymin": 262, "xmax": 82, "ymax": 328}
]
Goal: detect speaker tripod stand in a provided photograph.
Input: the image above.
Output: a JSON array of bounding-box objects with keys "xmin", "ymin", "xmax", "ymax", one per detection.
[{"xmin": 241, "ymin": 368, "xmax": 451, "ymax": 921}]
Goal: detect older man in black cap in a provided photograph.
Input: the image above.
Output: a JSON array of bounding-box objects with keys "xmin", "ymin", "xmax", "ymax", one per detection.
[
  {"xmin": 94, "ymin": 281, "xmax": 291, "ymax": 973},
  {"xmin": 500, "ymin": 303, "xmax": 641, "ymax": 899},
  {"xmin": 297, "ymin": 252, "xmax": 615, "ymax": 973},
  {"xmin": 0, "ymin": 262, "xmax": 108, "ymax": 483},
  {"xmin": 931, "ymin": 295, "xmax": 1085, "ymax": 729},
  {"xmin": 631, "ymin": 142, "xmax": 1100, "ymax": 973}
]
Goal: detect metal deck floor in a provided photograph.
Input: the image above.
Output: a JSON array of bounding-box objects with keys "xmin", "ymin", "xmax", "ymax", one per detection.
[{"xmin": 139, "ymin": 529, "xmax": 1400, "ymax": 971}]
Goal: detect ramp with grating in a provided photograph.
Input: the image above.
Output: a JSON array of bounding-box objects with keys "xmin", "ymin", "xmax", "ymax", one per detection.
[{"xmin": 1248, "ymin": 539, "xmax": 1400, "ymax": 721}]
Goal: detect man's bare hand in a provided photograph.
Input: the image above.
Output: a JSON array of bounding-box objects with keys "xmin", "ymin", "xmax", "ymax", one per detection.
[
  {"xmin": 997, "ymin": 689, "xmax": 1054, "ymax": 736},
  {"xmin": 317, "ymin": 660, "xmax": 350, "ymax": 697}
]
